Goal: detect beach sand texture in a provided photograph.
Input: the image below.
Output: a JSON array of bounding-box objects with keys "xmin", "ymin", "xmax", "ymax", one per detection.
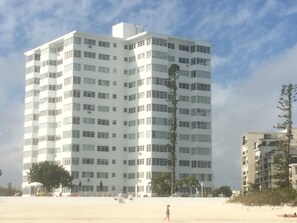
[{"xmin": 0, "ymin": 197, "xmax": 296, "ymax": 223}]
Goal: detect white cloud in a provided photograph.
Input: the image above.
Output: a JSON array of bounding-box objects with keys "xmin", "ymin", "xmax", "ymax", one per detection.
[
  {"xmin": 124, "ymin": 0, "xmax": 185, "ymax": 34},
  {"xmin": 211, "ymin": 54, "xmax": 230, "ymax": 71},
  {"xmin": 257, "ymin": 0, "xmax": 278, "ymax": 19},
  {"xmin": 229, "ymin": 7, "xmax": 252, "ymax": 26}
]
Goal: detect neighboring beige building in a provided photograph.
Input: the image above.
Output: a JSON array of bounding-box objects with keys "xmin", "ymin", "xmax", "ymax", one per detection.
[{"xmin": 241, "ymin": 128, "xmax": 297, "ymax": 193}]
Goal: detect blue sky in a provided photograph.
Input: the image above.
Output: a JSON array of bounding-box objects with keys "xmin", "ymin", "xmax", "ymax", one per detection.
[{"xmin": 0, "ymin": 0, "xmax": 297, "ymax": 190}]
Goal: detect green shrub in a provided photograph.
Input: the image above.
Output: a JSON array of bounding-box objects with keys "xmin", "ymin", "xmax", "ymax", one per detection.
[{"xmin": 229, "ymin": 189, "xmax": 297, "ymax": 206}]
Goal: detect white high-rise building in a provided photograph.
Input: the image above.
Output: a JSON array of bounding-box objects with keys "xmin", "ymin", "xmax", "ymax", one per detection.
[{"xmin": 23, "ymin": 22, "xmax": 212, "ymax": 196}]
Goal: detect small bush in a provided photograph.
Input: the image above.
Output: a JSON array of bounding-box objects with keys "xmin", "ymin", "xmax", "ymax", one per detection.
[{"xmin": 229, "ymin": 189, "xmax": 297, "ymax": 206}]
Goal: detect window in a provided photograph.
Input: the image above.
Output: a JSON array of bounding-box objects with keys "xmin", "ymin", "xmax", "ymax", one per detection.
[
  {"xmin": 129, "ymin": 43, "xmax": 136, "ymax": 50},
  {"xmin": 128, "ymin": 107, "xmax": 136, "ymax": 114},
  {"xmin": 191, "ymin": 109, "xmax": 211, "ymax": 117},
  {"xmin": 179, "ymin": 160, "xmax": 190, "ymax": 166},
  {"xmin": 97, "ymin": 146, "xmax": 109, "ymax": 152},
  {"xmin": 84, "ymin": 51, "xmax": 96, "ymax": 58},
  {"xmin": 191, "ymin": 134, "xmax": 211, "ymax": 142},
  {"xmin": 98, "ymin": 105, "xmax": 109, "ymax": 112},
  {"xmin": 83, "ymin": 78, "xmax": 96, "ymax": 85},
  {"xmin": 191, "ymin": 121, "xmax": 211, "ymax": 129},
  {"xmin": 179, "ymin": 108, "xmax": 189, "ymax": 115},
  {"xmin": 168, "ymin": 55, "xmax": 175, "ymax": 62},
  {"xmin": 152, "ymin": 64, "xmax": 167, "ymax": 73},
  {"xmin": 83, "ymin": 117, "xmax": 95, "ymax": 124},
  {"xmin": 84, "ymin": 64, "xmax": 96, "ymax": 71},
  {"xmin": 129, "ymin": 94, "xmax": 136, "ymax": 101},
  {"xmin": 98, "ymin": 79, "xmax": 110, "ymax": 86},
  {"xmin": 191, "ymin": 58, "xmax": 210, "ymax": 66},
  {"xmin": 97, "ymin": 172, "xmax": 108, "ymax": 178},
  {"xmin": 74, "ymin": 37, "xmax": 81, "ymax": 44},
  {"xmin": 129, "ymin": 81, "xmax": 136, "ymax": 88},
  {"xmin": 82, "ymin": 158, "xmax": 94, "ymax": 164},
  {"xmin": 97, "ymin": 119, "xmax": 109, "ymax": 125},
  {"xmin": 152, "ymin": 37, "xmax": 167, "ymax": 46},
  {"xmin": 191, "ymin": 96, "xmax": 211, "ymax": 104},
  {"xmin": 179, "ymin": 57, "xmax": 189, "ymax": 64},
  {"xmin": 128, "ymin": 160, "xmax": 136, "ymax": 166},
  {"xmin": 98, "ymin": 41, "xmax": 110, "ymax": 48},
  {"xmin": 73, "ymin": 76, "xmax": 81, "ymax": 84},
  {"xmin": 83, "ymin": 104, "xmax": 95, "ymax": 111},
  {"xmin": 168, "ymin": 43, "xmax": 175, "ymax": 49},
  {"xmin": 129, "ymin": 56, "xmax": 136, "ymax": 62},
  {"xmin": 138, "ymin": 40, "xmax": 145, "ymax": 47},
  {"xmin": 97, "ymin": 132, "xmax": 109, "ymax": 138},
  {"xmin": 98, "ymin": 66, "xmax": 110, "ymax": 73},
  {"xmin": 191, "ymin": 45, "xmax": 210, "ymax": 54},
  {"xmin": 82, "ymin": 171, "xmax": 94, "ymax": 178},
  {"xmin": 82, "ymin": 131, "xmax": 95, "ymax": 138},
  {"xmin": 84, "ymin": 38, "xmax": 96, "ymax": 45},
  {"xmin": 98, "ymin": 54, "xmax": 110, "ymax": 60},
  {"xmin": 179, "ymin": 44, "xmax": 189, "ymax": 51},
  {"xmin": 179, "ymin": 147, "xmax": 190, "ymax": 153},
  {"xmin": 72, "ymin": 117, "xmax": 80, "ymax": 124},
  {"xmin": 179, "ymin": 95, "xmax": 189, "ymax": 102},
  {"xmin": 179, "ymin": 83, "xmax": 190, "ymax": 89},
  {"xmin": 179, "ymin": 121, "xmax": 190, "ymax": 128},
  {"xmin": 73, "ymin": 63, "xmax": 81, "ymax": 71},
  {"xmin": 83, "ymin": 91, "xmax": 95, "ymax": 98},
  {"xmin": 129, "ymin": 120, "xmax": 136, "ymax": 126},
  {"xmin": 74, "ymin": 50, "xmax": 81, "ymax": 58},
  {"xmin": 179, "ymin": 70, "xmax": 189, "ymax": 77},
  {"xmin": 98, "ymin": 92, "xmax": 109, "ymax": 99},
  {"xmin": 152, "ymin": 51, "xmax": 167, "ymax": 59},
  {"xmin": 191, "ymin": 83, "xmax": 211, "ymax": 91},
  {"xmin": 137, "ymin": 53, "xmax": 145, "ymax": 60},
  {"xmin": 97, "ymin": 159, "xmax": 109, "ymax": 165},
  {"xmin": 64, "ymin": 50, "xmax": 73, "ymax": 59},
  {"xmin": 72, "ymin": 158, "xmax": 79, "ymax": 165}
]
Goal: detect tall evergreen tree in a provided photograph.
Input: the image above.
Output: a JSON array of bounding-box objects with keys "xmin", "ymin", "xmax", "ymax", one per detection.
[
  {"xmin": 273, "ymin": 83, "xmax": 297, "ymax": 189},
  {"xmin": 166, "ymin": 64, "xmax": 180, "ymax": 194}
]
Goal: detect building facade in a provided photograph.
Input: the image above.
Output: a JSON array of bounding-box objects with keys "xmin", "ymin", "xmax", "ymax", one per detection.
[
  {"xmin": 241, "ymin": 128, "xmax": 297, "ymax": 193},
  {"xmin": 23, "ymin": 23, "xmax": 213, "ymax": 196}
]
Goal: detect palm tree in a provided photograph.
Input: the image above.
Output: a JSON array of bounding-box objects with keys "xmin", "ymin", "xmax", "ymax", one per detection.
[
  {"xmin": 187, "ymin": 176, "xmax": 200, "ymax": 195},
  {"xmin": 150, "ymin": 173, "xmax": 171, "ymax": 197},
  {"xmin": 173, "ymin": 179, "xmax": 183, "ymax": 194},
  {"xmin": 182, "ymin": 176, "xmax": 200, "ymax": 196}
]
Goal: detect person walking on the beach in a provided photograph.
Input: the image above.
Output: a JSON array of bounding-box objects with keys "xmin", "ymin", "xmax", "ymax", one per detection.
[{"xmin": 163, "ymin": 204, "xmax": 170, "ymax": 222}]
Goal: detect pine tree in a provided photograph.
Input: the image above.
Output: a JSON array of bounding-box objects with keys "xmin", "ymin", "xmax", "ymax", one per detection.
[
  {"xmin": 273, "ymin": 84, "xmax": 297, "ymax": 189},
  {"xmin": 166, "ymin": 64, "xmax": 180, "ymax": 194}
]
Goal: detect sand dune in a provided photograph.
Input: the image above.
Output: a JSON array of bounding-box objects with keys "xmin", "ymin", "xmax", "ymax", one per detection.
[{"xmin": 0, "ymin": 197, "xmax": 295, "ymax": 223}]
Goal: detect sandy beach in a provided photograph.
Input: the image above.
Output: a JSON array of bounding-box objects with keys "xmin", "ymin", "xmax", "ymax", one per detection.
[{"xmin": 0, "ymin": 197, "xmax": 296, "ymax": 223}]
